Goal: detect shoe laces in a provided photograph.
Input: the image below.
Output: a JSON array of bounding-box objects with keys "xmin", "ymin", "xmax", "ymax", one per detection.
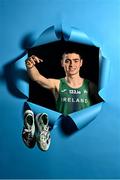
[
  {"xmin": 41, "ymin": 125, "xmax": 49, "ymax": 132},
  {"xmin": 40, "ymin": 130, "xmax": 50, "ymax": 143},
  {"xmin": 23, "ymin": 128, "xmax": 33, "ymax": 139}
]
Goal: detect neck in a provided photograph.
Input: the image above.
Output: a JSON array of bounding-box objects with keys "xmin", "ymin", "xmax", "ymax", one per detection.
[{"xmin": 65, "ymin": 74, "xmax": 84, "ymax": 88}]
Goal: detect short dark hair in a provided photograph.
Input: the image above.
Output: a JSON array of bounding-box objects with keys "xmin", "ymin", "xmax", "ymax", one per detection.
[{"xmin": 62, "ymin": 50, "xmax": 83, "ymax": 60}]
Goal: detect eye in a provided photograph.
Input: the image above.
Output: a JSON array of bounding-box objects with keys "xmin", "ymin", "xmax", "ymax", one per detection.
[
  {"xmin": 74, "ymin": 59, "xmax": 80, "ymax": 63},
  {"xmin": 65, "ymin": 59, "xmax": 70, "ymax": 63}
]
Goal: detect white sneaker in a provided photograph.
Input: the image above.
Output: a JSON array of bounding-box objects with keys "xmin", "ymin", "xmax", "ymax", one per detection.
[
  {"xmin": 22, "ymin": 110, "xmax": 36, "ymax": 148},
  {"xmin": 36, "ymin": 113, "xmax": 51, "ymax": 151}
]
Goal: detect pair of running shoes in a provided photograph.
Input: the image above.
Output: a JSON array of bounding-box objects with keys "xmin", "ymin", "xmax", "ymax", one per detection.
[{"xmin": 22, "ymin": 110, "xmax": 51, "ymax": 151}]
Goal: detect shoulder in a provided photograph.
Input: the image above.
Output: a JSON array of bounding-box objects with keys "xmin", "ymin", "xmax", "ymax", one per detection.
[
  {"xmin": 49, "ymin": 78, "xmax": 60, "ymax": 84},
  {"xmin": 83, "ymin": 79, "xmax": 94, "ymax": 88},
  {"xmin": 89, "ymin": 81, "xmax": 99, "ymax": 92},
  {"xmin": 48, "ymin": 78, "xmax": 60, "ymax": 90},
  {"xmin": 83, "ymin": 79, "xmax": 97, "ymax": 93},
  {"xmin": 84, "ymin": 79, "xmax": 96, "ymax": 87}
]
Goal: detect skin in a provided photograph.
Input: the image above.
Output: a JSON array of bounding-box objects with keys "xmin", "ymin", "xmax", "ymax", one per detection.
[{"xmin": 25, "ymin": 53, "xmax": 84, "ymax": 100}]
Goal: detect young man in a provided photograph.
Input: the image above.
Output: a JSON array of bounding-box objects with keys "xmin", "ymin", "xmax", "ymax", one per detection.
[
  {"xmin": 26, "ymin": 52, "xmax": 100, "ymax": 114},
  {"xmin": 22, "ymin": 51, "xmax": 101, "ymax": 150}
]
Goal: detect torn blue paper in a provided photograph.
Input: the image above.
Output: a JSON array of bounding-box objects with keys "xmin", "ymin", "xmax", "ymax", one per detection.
[{"xmin": 14, "ymin": 25, "xmax": 110, "ymax": 131}]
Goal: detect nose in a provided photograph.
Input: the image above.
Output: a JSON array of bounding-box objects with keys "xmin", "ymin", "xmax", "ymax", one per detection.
[{"xmin": 69, "ymin": 60, "xmax": 74, "ymax": 66}]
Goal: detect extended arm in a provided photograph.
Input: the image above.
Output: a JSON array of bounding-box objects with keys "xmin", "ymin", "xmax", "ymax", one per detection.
[{"xmin": 25, "ymin": 55, "xmax": 59, "ymax": 90}]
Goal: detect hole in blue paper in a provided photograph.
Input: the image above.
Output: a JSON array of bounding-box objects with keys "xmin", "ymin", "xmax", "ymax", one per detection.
[{"xmin": 27, "ymin": 39, "xmax": 101, "ymax": 113}]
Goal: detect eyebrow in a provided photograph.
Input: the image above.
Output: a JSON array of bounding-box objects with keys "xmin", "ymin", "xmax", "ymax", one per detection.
[
  {"xmin": 73, "ymin": 58, "xmax": 80, "ymax": 60},
  {"xmin": 65, "ymin": 58, "xmax": 81, "ymax": 61}
]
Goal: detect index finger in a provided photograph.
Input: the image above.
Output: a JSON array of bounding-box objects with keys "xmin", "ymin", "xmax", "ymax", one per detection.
[
  {"xmin": 38, "ymin": 58, "xmax": 44, "ymax": 63},
  {"xmin": 32, "ymin": 56, "xmax": 43, "ymax": 63}
]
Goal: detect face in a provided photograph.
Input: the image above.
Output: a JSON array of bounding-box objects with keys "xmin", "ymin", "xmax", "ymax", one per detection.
[{"xmin": 61, "ymin": 53, "xmax": 83, "ymax": 76}]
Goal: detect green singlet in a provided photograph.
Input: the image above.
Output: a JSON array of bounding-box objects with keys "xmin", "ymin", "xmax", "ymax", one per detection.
[{"xmin": 56, "ymin": 78, "xmax": 93, "ymax": 115}]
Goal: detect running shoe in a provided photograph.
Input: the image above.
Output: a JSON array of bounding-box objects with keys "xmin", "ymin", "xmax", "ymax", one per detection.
[
  {"xmin": 36, "ymin": 113, "xmax": 51, "ymax": 151},
  {"xmin": 22, "ymin": 110, "xmax": 36, "ymax": 148}
]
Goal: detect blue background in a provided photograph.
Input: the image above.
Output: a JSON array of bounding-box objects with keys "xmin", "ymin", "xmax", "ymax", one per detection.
[{"xmin": 1, "ymin": 0, "xmax": 120, "ymax": 178}]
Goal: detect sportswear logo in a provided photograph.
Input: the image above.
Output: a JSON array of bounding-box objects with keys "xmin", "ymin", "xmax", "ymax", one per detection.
[
  {"xmin": 83, "ymin": 90, "xmax": 88, "ymax": 94},
  {"xmin": 69, "ymin": 90, "xmax": 81, "ymax": 94},
  {"xmin": 61, "ymin": 89, "xmax": 67, "ymax": 93}
]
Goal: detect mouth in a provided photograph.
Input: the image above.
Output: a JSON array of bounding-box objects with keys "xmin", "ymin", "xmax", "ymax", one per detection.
[{"xmin": 69, "ymin": 68, "xmax": 76, "ymax": 71}]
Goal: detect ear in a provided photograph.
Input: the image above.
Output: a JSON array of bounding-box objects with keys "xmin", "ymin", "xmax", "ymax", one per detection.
[
  {"xmin": 61, "ymin": 59, "xmax": 64, "ymax": 67},
  {"xmin": 80, "ymin": 59, "xmax": 83, "ymax": 67}
]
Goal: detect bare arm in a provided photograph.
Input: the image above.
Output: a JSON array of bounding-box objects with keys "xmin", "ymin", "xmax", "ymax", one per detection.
[
  {"xmin": 89, "ymin": 81, "xmax": 103, "ymax": 103},
  {"xmin": 25, "ymin": 55, "xmax": 59, "ymax": 90}
]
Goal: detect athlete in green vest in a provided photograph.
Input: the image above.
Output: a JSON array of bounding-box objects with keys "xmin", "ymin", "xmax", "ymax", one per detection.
[
  {"xmin": 23, "ymin": 51, "xmax": 102, "ymax": 150},
  {"xmin": 26, "ymin": 52, "xmax": 101, "ymax": 115}
]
